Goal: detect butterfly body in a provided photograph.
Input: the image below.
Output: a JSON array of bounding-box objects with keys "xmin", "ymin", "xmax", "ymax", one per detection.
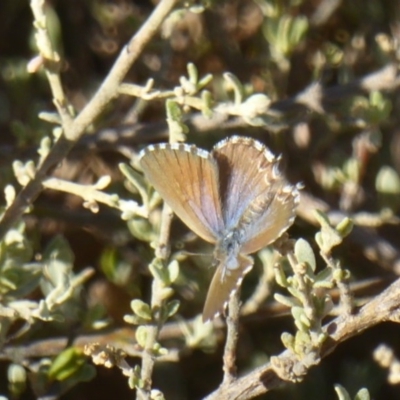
[{"xmin": 139, "ymin": 136, "xmax": 299, "ymax": 322}]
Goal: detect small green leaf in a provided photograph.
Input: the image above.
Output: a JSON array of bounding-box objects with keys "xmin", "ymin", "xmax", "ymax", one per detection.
[
  {"xmin": 368, "ymin": 91, "xmax": 392, "ymax": 123},
  {"xmin": 135, "ymin": 326, "xmax": 148, "ymax": 348},
  {"xmin": 187, "ymin": 62, "xmax": 198, "ymax": 84},
  {"xmin": 99, "ymin": 248, "xmax": 132, "ymax": 287},
  {"xmin": 165, "ymin": 299, "xmax": 180, "ymax": 318},
  {"xmin": 335, "ymin": 218, "xmax": 353, "ymax": 238},
  {"xmin": 376, "ymin": 166, "xmax": 400, "ymax": 194},
  {"xmin": 128, "ymin": 365, "xmax": 142, "ymax": 389},
  {"xmin": 39, "ymin": 111, "xmax": 62, "ymax": 124},
  {"xmin": 48, "ymin": 347, "xmax": 84, "ymax": 382},
  {"xmin": 42, "ymin": 235, "xmax": 74, "ymax": 268},
  {"xmin": 119, "ymin": 163, "xmax": 149, "ymax": 204},
  {"xmin": 153, "ymin": 342, "xmax": 168, "ymax": 356},
  {"xmin": 287, "ymin": 284, "xmax": 304, "ymax": 300},
  {"xmin": 127, "ymin": 217, "xmax": 157, "ymax": 243},
  {"xmin": 321, "ymin": 226, "xmax": 342, "ymax": 250},
  {"xmin": 333, "ymin": 268, "xmax": 350, "ymax": 282},
  {"xmin": 291, "ymin": 306, "xmax": 309, "ymax": 326},
  {"xmin": 343, "ymin": 158, "xmax": 360, "ymax": 183},
  {"xmin": 130, "ymin": 299, "xmax": 152, "ymax": 321},
  {"xmin": 240, "ymin": 93, "xmax": 271, "ymax": 125},
  {"xmin": 315, "ymin": 267, "xmax": 333, "ymax": 282},
  {"xmin": 198, "ymin": 74, "xmax": 213, "ymax": 90},
  {"xmin": 149, "ymin": 259, "xmax": 169, "ymax": 286},
  {"xmin": 376, "ymin": 166, "xmax": 400, "ymax": 212},
  {"xmin": 167, "ymin": 260, "xmax": 179, "ymax": 284},
  {"xmin": 314, "ymin": 211, "xmax": 342, "ymax": 253},
  {"xmin": 158, "ymin": 287, "xmax": 174, "ymax": 301},
  {"xmin": 201, "ymin": 90, "xmax": 213, "ymax": 118},
  {"xmin": 179, "ymin": 76, "xmax": 196, "ymax": 95},
  {"xmin": 294, "ymin": 330, "xmax": 312, "ymax": 356},
  {"xmin": 166, "ymin": 100, "xmax": 188, "ymax": 142},
  {"xmin": 8, "ymin": 363, "xmax": 26, "ymax": 398},
  {"xmin": 274, "ymin": 293, "xmax": 301, "ymax": 308},
  {"xmin": 334, "ymin": 384, "xmax": 352, "ymax": 400},
  {"xmin": 223, "ymin": 72, "xmax": 244, "ymax": 105},
  {"xmin": 355, "ymin": 388, "xmax": 370, "ymax": 400},
  {"xmin": 38, "ymin": 136, "xmax": 52, "ymax": 160},
  {"xmin": 294, "ymin": 318, "xmax": 309, "ymax": 333},
  {"xmin": 312, "ymin": 294, "xmax": 333, "ymax": 318},
  {"xmin": 263, "ymin": 14, "xmax": 308, "ymax": 58},
  {"xmin": 166, "ymin": 99, "xmax": 183, "ymax": 121},
  {"xmin": 281, "ymin": 332, "xmax": 295, "ymax": 351},
  {"xmin": 274, "ymin": 264, "xmax": 288, "ymax": 287},
  {"xmin": 294, "ymin": 238, "xmax": 316, "ymax": 272},
  {"xmin": 124, "ymin": 314, "xmax": 149, "ymax": 326},
  {"xmin": 150, "ymin": 389, "xmax": 166, "ymax": 400},
  {"xmin": 72, "ymin": 364, "xmax": 96, "ymax": 383}
]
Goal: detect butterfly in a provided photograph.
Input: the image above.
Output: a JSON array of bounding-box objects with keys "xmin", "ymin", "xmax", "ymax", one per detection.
[{"xmin": 139, "ymin": 136, "xmax": 299, "ymax": 322}]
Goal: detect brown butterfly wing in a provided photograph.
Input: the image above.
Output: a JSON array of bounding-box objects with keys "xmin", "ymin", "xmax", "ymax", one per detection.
[
  {"xmin": 239, "ymin": 179, "xmax": 299, "ymax": 255},
  {"xmin": 212, "ymin": 136, "xmax": 299, "ymax": 254},
  {"xmin": 202, "ymin": 254, "xmax": 253, "ymax": 322},
  {"xmin": 140, "ymin": 143, "xmax": 224, "ymax": 243}
]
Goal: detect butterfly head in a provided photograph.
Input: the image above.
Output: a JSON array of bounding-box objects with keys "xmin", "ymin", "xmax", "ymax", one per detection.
[{"xmin": 213, "ymin": 230, "xmax": 243, "ymax": 270}]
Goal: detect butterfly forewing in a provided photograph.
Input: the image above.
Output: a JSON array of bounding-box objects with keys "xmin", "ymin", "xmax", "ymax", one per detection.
[
  {"xmin": 212, "ymin": 136, "xmax": 277, "ymax": 230},
  {"xmin": 139, "ymin": 144, "xmax": 224, "ymax": 243},
  {"xmin": 213, "ymin": 136, "xmax": 299, "ymax": 255}
]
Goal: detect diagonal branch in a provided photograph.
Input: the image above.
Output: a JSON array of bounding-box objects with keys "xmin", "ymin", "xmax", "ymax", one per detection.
[
  {"xmin": 204, "ymin": 276, "xmax": 400, "ymax": 400},
  {"xmin": 0, "ymin": 0, "xmax": 179, "ymax": 241}
]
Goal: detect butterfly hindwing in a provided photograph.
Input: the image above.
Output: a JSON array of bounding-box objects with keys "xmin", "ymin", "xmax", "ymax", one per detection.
[
  {"xmin": 202, "ymin": 254, "xmax": 253, "ymax": 322},
  {"xmin": 240, "ymin": 179, "xmax": 299, "ymax": 255},
  {"xmin": 212, "ymin": 136, "xmax": 277, "ymax": 230}
]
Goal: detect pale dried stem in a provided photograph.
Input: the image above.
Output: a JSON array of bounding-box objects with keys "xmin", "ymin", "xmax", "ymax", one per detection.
[
  {"xmin": 42, "ymin": 177, "xmax": 147, "ymax": 217},
  {"xmin": 222, "ymin": 289, "xmax": 241, "ymax": 385},
  {"xmin": 241, "ymin": 264, "xmax": 274, "ymax": 315},
  {"xmin": 320, "ymin": 251, "xmax": 354, "ymax": 315},
  {"xmin": 138, "ymin": 204, "xmax": 174, "ymax": 400},
  {"xmin": 31, "ymin": 0, "xmax": 73, "ymax": 126},
  {"xmin": 287, "ymin": 252, "xmax": 317, "ymax": 323}
]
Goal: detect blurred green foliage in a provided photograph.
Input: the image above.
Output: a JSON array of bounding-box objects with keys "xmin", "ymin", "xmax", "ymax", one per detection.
[{"xmin": 0, "ymin": 0, "xmax": 400, "ymax": 399}]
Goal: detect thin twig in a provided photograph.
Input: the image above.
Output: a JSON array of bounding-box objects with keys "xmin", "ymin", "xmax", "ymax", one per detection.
[
  {"xmin": 241, "ymin": 260, "xmax": 275, "ymax": 315},
  {"xmin": 75, "ymin": 63, "xmax": 400, "ymax": 153},
  {"xmin": 138, "ymin": 203, "xmax": 175, "ymax": 400},
  {"xmin": 1, "ymin": 329, "xmax": 180, "ymax": 363},
  {"xmin": 320, "ymin": 251, "xmax": 354, "ymax": 315},
  {"xmin": 42, "ymin": 177, "xmax": 148, "ymax": 217},
  {"xmin": 286, "ymin": 251, "xmax": 317, "ymax": 323},
  {"xmin": 137, "ymin": 203, "xmax": 173, "ymax": 400},
  {"xmin": 222, "ymin": 289, "xmax": 241, "ymax": 384},
  {"xmin": 0, "ymin": 0, "xmax": 179, "ymax": 241},
  {"xmin": 31, "ymin": 0, "xmax": 73, "ymax": 126}
]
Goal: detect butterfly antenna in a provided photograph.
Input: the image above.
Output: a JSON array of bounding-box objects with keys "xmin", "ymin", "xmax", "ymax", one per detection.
[{"xmin": 177, "ymin": 250, "xmax": 212, "ymax": 258}]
